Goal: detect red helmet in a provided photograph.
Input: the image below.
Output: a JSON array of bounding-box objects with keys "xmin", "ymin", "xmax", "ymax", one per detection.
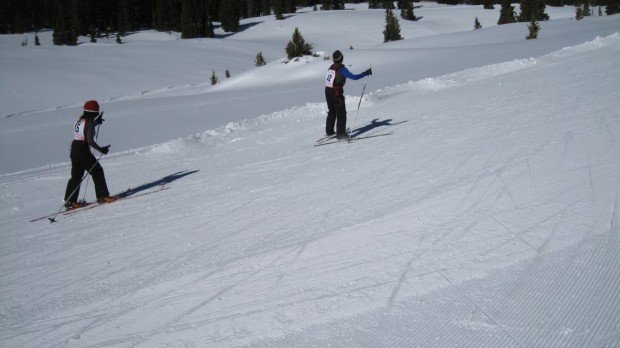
[{"xmin": 83, "ymin": 100, "xmax": 100, "ymax": 113}]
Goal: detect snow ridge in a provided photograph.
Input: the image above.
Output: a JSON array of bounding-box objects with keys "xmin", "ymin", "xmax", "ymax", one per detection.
[{"xmin": 370, "ymin": 33, "xmax": 620, "ymax": 100}]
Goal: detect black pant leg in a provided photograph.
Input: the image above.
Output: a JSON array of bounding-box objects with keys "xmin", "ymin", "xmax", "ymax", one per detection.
[
  {"xmin": 83, "ymin": 153, "xmax": 110, "ymax": 199},
  {"xmin": 64, "ymin": 157, "xmax": 85, "ymax": 203},
  {"xmin": 335, "ymin": 94, "xmax": 347, "ymax": 135},
  {"xmin": 325, "ymin": 88, "xmax": 336, "ymax": 135}
]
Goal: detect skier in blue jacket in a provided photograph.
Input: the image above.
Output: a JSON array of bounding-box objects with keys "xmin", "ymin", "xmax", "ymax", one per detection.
[{"xmin": 324, "ymin": 50, "xmax": 372, "ymax": 139}]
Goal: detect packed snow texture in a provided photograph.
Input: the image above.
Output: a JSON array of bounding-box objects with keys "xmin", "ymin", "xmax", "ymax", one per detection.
[{"xmin": 1, "ymin": 3, "xmax": 619, "ymax": 347}]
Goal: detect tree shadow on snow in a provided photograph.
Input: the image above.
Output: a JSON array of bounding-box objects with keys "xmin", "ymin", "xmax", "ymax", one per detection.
[
  {"xmin": 350, "ymin": 118, "xmax": 407, "ymax": 138},
  {"xmin": 116, "ymin": 170, "xmax": 199, "ymax": 198}
]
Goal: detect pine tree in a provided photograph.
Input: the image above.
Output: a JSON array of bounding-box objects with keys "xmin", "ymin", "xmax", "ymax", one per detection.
[
  {"xmin": 582, "ymin": 0, "xmax": 591, "ymax": 16},
  {"xmin": 383, "ymin": 8, "xmax": 402, "ymax": 42},
  {"xmin": 483, "ymin": 0, "xmax": 495, "ymax": 10},
  {"xmin": 116, "ymin": 32, "xmax": 122, "ymax": 44},
  {"xmin": 68, "ymin": 0, "xmax": 80, "ymax": 45},
  {"xmin": 526, "ymin": 17, "xmax": 539, "ymax": 39},
  {"xmin": 369, "ymin": 0, "xmax": 393, "ymax": 9},
  {"xmin": 219, "ymin": 0, "xmax": 239, "ymax": 32},
  {"xmin": 181, "ymin": 0, "xmax": 199, "ymax": 38},
  {"xmin": 498, "ymin": 0, "xmax": 517, "ymax": 24},
  {"xmin": 285, "ymin": 0, "xmax": 297, "ymax": 13},
  {"xmin": 474, "ymin": 17, "xmax": 482, "ymax": 29},
  {"xmin": 285, "ymin": 27, "xmax": 313, "ymax": 59},
  {"xmin": 261, "ymin": 0, "xmax": 271, "ymax": 16},
  {"xmin": 118, "ymin": 0, "xmax": 128, "ymax": 36},
  {"xmin": 382, "ymin": 0, "xmax": 395, "ymax": 9},
  {"xmin": 35, "ymin": 32, "xmax": 41, "ymax": 46},
  {"xmin": 210, "ymin": 70, "xmax": 219, "ymax": 85},
  {"xmin": 199, "ymin": 0, "xmax": 215, "ymax": 38},
  {"xmin": 274, "ymin": 0, "xmax": 285, "ymax": 19},
  {"xmin": 90, "ymin": 27, "xmax": 97, "ymax": 43},
  {"xmin": 607, "ymin": 0, "xmax": 619, "ymax": 15},
  {"xmin": 245, "ymin": 0, "xmax": 258, "ymax": 17},
  {"xmin": 369, "ymin": 0, "xmax": 381, "ymax": 9},
  {"xmin": 255, "ymin": 51, "xmax": 267, "ymax": 66},
  {"xmin": 155, "ymin": 0, "xmax": 178, "ymax": 32},
  {"xmin": 519, "ymin": 0, "xmax": 549, "ymax": 22},
  {"xmin": 400, "ymin": 0, "xmax": 416, "ymax": 20},
  {"xmin": 53, "ymin": 0, "xmax": 79, "ymax": 46},
  {"xmin": 576, "ymin": 6, "xmax": 583, "ymax": 20}
]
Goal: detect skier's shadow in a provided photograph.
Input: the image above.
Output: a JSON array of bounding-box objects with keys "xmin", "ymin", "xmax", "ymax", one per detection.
[
  {"xmin": 117, "ymin": 170, "xmax": 199, "ymax": 198},
  {"xmin": 350, "ymin": 118, "xmax": 407, "ymax": 137}
]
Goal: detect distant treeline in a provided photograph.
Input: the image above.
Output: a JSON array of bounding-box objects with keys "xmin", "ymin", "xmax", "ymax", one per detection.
[{"xmin": 0, "ymin": 0, "xmax": 611, "ymax": 35}]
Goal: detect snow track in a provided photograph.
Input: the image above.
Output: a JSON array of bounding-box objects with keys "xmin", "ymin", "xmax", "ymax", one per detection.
[
  {"xmin": 1, "ymin": 22, "xmax": 620, "ymax": 348},
  {"xmin": 252, "ymin": 232, "xmax": 620, "ymax": 347}
]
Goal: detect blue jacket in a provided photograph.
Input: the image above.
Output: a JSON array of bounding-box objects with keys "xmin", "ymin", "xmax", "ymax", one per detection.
[{"xmin": 340, "ymin": 67, "xmax": 366, "ymax": 81}]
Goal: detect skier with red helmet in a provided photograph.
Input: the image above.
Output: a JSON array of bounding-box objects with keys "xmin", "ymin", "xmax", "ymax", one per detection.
[
  {"xmin": 324, "ymin": 50, "xmax": 372, "ymax": 139},
  {"xmin": 64, "ymin": 100, "xmax": 117, "ymax": 208}
]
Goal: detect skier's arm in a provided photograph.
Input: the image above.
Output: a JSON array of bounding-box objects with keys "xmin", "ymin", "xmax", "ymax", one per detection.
[
  {"xmin": 340, "ymin": 67, "xmax": 367, "ymax": 81},
  {"xmin": 85, "ymin": 120, "xmax": 107, "ymax": 153}
]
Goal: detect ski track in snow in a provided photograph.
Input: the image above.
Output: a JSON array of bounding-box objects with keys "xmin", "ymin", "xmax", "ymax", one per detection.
[{"xmin": 1, "ymin": 30, "xmax": 620, "ymax": 347}]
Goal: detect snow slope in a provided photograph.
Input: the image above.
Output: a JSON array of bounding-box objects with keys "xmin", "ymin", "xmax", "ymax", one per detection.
[
  {"xmin": 2, "ymin": 4, "xmax": 613, "ymax": 174},
  {"xmin": 1, "ymin": 4, "xmax": 620, "ymax": 348}
]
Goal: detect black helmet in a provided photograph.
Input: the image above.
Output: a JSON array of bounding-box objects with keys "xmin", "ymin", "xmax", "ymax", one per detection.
[{"xmin": 332, "ymin": 50, "xmax": 343, "ymax": 63}]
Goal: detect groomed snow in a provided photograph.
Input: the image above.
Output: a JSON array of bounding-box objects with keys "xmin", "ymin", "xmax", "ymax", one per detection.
[{"xmin": 1, "ymin": 3, "xmax": 619, "ymax": 347}]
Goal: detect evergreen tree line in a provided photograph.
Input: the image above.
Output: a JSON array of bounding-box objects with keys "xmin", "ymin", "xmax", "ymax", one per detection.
[
  {"xmin": 367, "ymin": 0, "xmax": 614, "ymax": 7},
  {"xmin": 1, "ymin": 0, "xmax": 298, "ymax": 37},
  {"xmin": 435, "ymin": 0, "xmax": 613, "ymax": 6},
  {"xmin": 0, "ymin": 0, "xmax": 361, "ymax": 35},
  {"xmin": 3, "ymin": 0, "xmax": 618, "ymax": 38}
]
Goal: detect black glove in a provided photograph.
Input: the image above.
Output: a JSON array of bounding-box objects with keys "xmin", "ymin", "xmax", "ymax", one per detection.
[
  {"xmin": 95, "ymin": 112, "xmax": 105, "ymax": 125},
  {"xmin": 364, "ymin": 68, "xmax": 373, "ymax": 76},
  {"xmin": 100, "ymin": 145, "xmax": 110, "ymax": 155}
]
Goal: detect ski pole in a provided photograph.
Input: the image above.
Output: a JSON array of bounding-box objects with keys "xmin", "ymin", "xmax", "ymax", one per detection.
[
  {"xmin": 81, "ymin": 176, "xmax": 90, "ymax": 203},
  {"xmin": 49, "ymin": 152, "xmax": 104, "ymax": 223},
  {"xmin": 349, "ymin": 63, "xmax": 372, "ymax": 140}
]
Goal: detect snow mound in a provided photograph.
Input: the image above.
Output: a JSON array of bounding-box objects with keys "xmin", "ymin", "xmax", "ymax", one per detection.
[{"xmin": 371, "ymin": 32, "xmax": 620, "ymax": 100}]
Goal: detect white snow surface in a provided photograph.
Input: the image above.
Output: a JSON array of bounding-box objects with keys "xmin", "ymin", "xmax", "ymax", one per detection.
[{"xmin": 1, "ymin": 3, "xmax": 620, "ymax": 347}]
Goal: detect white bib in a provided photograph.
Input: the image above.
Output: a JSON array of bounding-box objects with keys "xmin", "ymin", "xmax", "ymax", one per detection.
[
  {"xmin": 325, "ymin": 69, "xmax": 336, "ymax": 88},
  {"xmin": 73, "ymin": 119, "xmax": 86, "ymax": 141}
]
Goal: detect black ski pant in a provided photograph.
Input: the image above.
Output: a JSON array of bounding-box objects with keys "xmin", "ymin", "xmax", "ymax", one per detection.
[
  {"xmin": 325, "ymin": 87, "xmax": 347, "ymax": 136},
  {"xmin": 64, "ymin": 144, "xmax": 109, "ymax": 203}
]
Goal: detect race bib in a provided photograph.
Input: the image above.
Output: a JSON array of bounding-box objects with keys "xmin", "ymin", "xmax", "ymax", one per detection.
[
  {"xmin": 325, "ymin": 69, "xmax": 336, "ymax": 88},
  {"xmin": 73, "ymin": 119, "xmax": 86, "ymax": 141}
]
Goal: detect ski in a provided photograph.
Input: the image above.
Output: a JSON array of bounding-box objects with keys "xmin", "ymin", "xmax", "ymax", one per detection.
[
  {"xmin": 316, "ymin": 134, "xmax": 337, "ymax": 144},
  {"xmin": 30, "ymin": 185, "xmax": 170, "ymax": 223},
  {"xmin": 57, "ymin": 185, "xmax": 170, "ymax": 221},
  {"xmin": 316, "ymin": 128, "xmax": 353, "ymax": 144},
  {"xmin": 29, "ymin": 203, "xmax": 95, "ymax": 223},
  {"xmin": 314, "ymin": 132, "xmax": 393, "ymax": 147}
]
